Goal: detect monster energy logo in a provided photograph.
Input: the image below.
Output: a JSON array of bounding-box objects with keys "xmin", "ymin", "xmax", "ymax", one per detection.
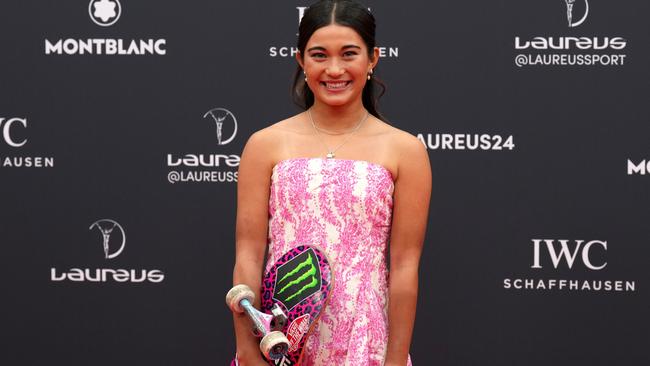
[{"xmin": 273, "ymin": 248, "xmax": 322, "ymax": 310}]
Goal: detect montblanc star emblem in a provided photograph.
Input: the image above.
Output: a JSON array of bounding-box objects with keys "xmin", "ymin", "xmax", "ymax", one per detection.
[{"xmin": 88, "ymin": 0, "xmax": 122, "ymax": 27}]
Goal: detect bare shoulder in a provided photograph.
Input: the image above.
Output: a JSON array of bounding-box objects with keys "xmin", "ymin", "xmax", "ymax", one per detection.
[
  {"xmin": 249, "ymin": 114, "xmax": 301, "ymax": 140},
  {"xmin": 242, "ymin": 114, "xmax": 305, "ymax": 169},
  {"xmin": 240, "ymin": 126, "xmax": 274, "ymax": 172},
  {"xmin": 376, "ymin": 122, "xmax": 430, "ymax": 181},
  {"xmin": 382, "ymin": 123, "xmax": 422, "ymax": 148}
]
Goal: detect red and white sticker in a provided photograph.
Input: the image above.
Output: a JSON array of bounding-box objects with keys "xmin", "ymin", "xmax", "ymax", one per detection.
[{"xmin": 286, "ymin": 314, "xmax": 311, "ymax": 353}]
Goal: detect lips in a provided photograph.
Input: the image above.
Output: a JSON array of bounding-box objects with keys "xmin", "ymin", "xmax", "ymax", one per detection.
[{"xmin": 320, "ymin": 80, "xmax": 352, "ymax": 91}]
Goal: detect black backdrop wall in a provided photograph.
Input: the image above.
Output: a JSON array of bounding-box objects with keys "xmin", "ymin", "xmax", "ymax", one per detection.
[{"xmin": 1, "ymin": 1, "xmax": 648, "ymax": 365}]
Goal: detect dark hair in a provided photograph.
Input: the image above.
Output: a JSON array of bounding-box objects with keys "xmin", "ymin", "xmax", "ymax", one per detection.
[{"xmin": 291, "ymin": 0, "xmax": 388, "ymax": 121}]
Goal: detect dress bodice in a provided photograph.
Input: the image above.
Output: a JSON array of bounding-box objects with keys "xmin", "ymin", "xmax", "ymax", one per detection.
[
  {"xmin": 267, "ymin": 157, "xmax": 394, "ymax": 274},
  {"xmin": 266, "ymin": 157, "xmax": 410, "ymax": 366}
]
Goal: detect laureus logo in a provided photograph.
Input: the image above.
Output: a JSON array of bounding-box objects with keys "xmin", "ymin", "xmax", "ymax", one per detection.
[
  {"xmin": 203, "ymin": 108, "xmax": 238, "ymax": 146},
  {"xmin": 50, "ymin": 219, "xmax": 164, "ymax": 283},
  {"xmin": 89, "ymin": 0, "xmax": 122, "ymax": 27},
  {"xmin": 513, "ymin": 1, "xmax": 626, "ymax": 67},
  {"xmin": 564, "ymin": 0, "xmax": 589, "ymax": 28},
  {"xmin": 89, "ymin": 219, "xmax": 126, "ymax": 259}
]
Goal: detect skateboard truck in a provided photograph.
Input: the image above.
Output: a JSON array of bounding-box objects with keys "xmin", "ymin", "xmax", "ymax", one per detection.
[
  {"xmin": 250, "ymin": 303, "xmax": 287, "ymax": 336},
  {"xmin": 226, "ymin": 284, "xmax": 289, "ymax": 360}
]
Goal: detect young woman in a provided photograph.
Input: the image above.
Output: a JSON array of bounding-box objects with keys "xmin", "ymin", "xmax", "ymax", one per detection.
[{"xmin": 232, "ymin": 1, "xmax": 431, "ymax": 365}]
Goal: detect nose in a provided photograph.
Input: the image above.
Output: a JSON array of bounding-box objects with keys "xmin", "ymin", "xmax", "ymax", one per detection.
[{"xmin": 326, "ymin": 59, "xmax": 345, "ymax": 77}]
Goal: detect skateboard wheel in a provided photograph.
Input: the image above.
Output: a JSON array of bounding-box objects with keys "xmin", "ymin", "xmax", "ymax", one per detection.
[
  {"xmin": 260, "ymin": 331, "xmax": 289, "ymax": 360},
  {"xmin": 226, "ymin": 284, "xmax": 255, "ymax": 313}
]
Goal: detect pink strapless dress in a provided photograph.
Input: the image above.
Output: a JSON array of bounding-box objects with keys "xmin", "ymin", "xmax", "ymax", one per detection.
[{"xmin": 267, "ymin": 157, "xmax": 413, "ymax": 366}]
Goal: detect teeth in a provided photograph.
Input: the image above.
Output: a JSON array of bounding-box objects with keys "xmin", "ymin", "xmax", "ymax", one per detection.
[{"xmin": 324, "ymin": 81, "xmax": 349, "ymax": 89}]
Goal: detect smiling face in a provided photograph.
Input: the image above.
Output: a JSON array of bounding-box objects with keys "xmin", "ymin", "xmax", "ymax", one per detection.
[{"xmin": 297, "ymin": 23, "xmax": 379, "ymax": 109}]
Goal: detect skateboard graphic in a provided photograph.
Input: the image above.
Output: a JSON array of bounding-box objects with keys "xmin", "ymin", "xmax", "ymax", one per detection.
[{"xmin": 227, "ymin": 245, "xmax": 333, "ymax": 366}]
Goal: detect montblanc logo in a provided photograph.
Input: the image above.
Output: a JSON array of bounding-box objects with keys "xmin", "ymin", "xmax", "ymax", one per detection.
[
  {"xmin": 89, "ymin": 219, "xmax": 126, "ymax": 259},
  {"xmin": 203, "ymin": 108, "xmax": 238, "ymax": 146},
  {"xmin": 44, "ymin": 1, "xmax": 166, "ymax": 56},
  {"xmin": 1, "ymin": 117, "xmax": 55, "ymax": 168},
  {"xmin": 165, "ymin": 107, "xmax": 240, "ymax": 184},
  {"xmin": 627, "ymin": 159, "xmax": 650, "ymax": 175},
  {"xmin": 89, "ymin": 0, "xmax": 122, "ymax": 27},
  {"xmin": 503, "ymin": 239, "xmax": 635, "ymax": 293},
  {"xmin": 50, "ymin": 219, "xmax": 165, "ymax": 284},
  {"xmin": 564, "ymin": 0, "xmax": 589, "ymax": 28}
]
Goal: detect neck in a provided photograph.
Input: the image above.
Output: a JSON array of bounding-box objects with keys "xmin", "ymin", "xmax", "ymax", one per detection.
[{"xmin": 309, "ymin": 99, "xmax": 368, "ymax": 131}]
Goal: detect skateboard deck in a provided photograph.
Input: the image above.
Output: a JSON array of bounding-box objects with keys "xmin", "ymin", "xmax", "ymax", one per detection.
[{"xmin": 230, "ymin": 245, "xmax": 333, "ymax": 366}]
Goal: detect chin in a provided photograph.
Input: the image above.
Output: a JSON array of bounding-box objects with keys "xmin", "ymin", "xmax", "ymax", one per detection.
[
  {"xmin": 314, "ymin": 93, "xmax": 362, "ymax": 108},
  {"xmin": 318, "ymin": 98, "xmax": 351, "ymax": 107}
]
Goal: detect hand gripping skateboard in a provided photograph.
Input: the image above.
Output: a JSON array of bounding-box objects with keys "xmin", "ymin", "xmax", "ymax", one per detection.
[{"xmin": 227, "ymin": 245, "xmax": 333, "ymax": 365}]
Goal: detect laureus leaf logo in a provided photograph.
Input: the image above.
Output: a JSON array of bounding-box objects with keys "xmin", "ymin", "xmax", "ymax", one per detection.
[
  {"xmin": 564, "ymin": 0, "xmax": 589, "ymax": 28},
  {"xmin": 89, "ymin": 219, "xmax": 126, "ymax": 259}
]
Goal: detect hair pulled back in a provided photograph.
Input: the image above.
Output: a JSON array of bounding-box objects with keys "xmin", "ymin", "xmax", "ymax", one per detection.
[{"xmin": 291, "ymin": 0, "xmax": 387, "ymax": 121}]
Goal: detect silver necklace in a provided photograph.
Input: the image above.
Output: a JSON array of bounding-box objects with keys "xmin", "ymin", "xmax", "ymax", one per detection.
[{"xmin": 308, "ymin": 108, "xmax": 369, "ymax": 159}]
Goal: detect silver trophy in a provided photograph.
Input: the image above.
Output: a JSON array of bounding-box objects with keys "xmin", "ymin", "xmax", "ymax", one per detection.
[
  {"xmin": 89, "ymin": 219, "xmax": 126, "ymax": 259},
  {"xmin": 565, "ymin": 0, "xmax": 575, "ymax": 27},
  {"xmin": 98, "ymin": 223, "xmax": 116, "ymax": 259},
  {"xmin": 203, "ymin": 108, "xmax": 238, "ymax": 146},
  {"xmin": 207, "ymin": 110, "xmax": 226, "ymax": 145}
]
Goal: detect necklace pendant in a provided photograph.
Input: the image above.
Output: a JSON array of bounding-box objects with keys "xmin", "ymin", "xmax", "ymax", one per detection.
[{"xmin": 326, "ymin": 152, "xmax": 335, "ymax": 159}]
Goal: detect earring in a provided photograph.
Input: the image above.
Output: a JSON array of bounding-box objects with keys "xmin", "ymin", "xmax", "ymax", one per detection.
[
  {"xmin": 303, "ymin": 71, "xmax": 307, "ymax": 82},
  {"xmin": 367, "ymin": 68, "xmax": 373, "ymax": 80}
]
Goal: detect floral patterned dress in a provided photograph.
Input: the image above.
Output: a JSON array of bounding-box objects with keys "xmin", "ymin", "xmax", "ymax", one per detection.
[{"xmin": 267, "ymin": 157, "xmax": 412, "ymax": 366}]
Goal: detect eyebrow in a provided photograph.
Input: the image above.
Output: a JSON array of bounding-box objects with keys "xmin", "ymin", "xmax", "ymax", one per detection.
[{"xmin": 306, "ymin": 45, "xmax": 362, "ymax": 52}]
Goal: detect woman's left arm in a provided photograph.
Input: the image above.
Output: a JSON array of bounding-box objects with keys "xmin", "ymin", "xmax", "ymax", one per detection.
[{"xmin": 384, "ymin": 135, "xmax": 432, "ymax": 366}]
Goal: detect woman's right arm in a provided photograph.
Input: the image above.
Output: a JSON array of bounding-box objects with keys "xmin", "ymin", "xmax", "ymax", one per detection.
[{"xmin": 232, "ymin": 130, "xmax": 275, "ymax": 365}]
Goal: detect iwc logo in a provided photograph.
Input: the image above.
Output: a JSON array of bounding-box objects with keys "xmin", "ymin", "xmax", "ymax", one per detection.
[
  {"xmin": 1, "ymin": 117, "xmax": 27, "ymax": 147},
  {"xmin": 564, "ymin": 0, "xmax": 589, "ymax": 28},
  {"xmin": 502, "ymin": 239, "xmax": 635, "ymax": 293},
  {"xmin": 88, "ymin": 0, "xmax": 122, "ymax": 27},
  {"xmin": 1, "ymin": 117, "xmax": 55, "ymax": 168},
  {"xmin": 89, "ymin": 219, "xmax": 126, "ymax": 259},
  {"xmin": 203, "ymin": 108, "xmax": 238, "ymax": 146}
]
